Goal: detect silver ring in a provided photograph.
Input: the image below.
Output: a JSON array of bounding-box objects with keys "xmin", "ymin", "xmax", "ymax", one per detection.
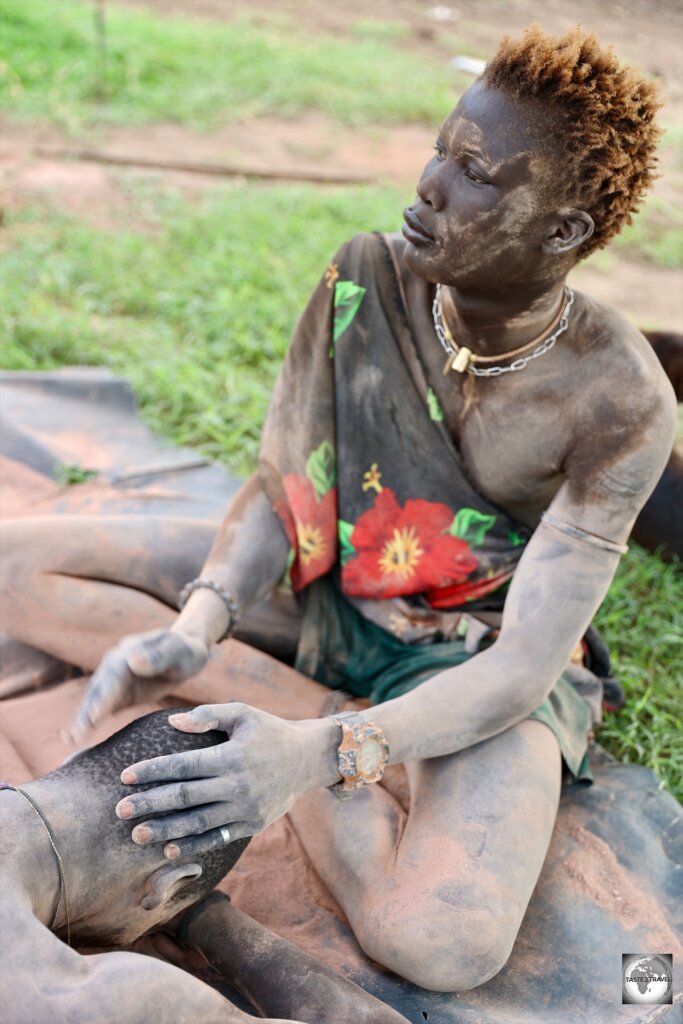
[{"xmin": 220, "ymin": 826, "xmax": 231, "ymax": 846}]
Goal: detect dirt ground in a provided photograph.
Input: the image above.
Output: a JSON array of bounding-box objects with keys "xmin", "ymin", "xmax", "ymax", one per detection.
[{"xmin": 2, "ymin": 0, "xmax": 682, "ymax": 329}]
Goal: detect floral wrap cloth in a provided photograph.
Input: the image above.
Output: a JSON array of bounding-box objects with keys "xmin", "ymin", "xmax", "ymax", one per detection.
[
  {"xmin": 259, "ymin": 231, "xmax": 531, "ymax": 642},
  {"xmin": 259, "ymin": 231, "xmax": 596, "ymax": 779}
]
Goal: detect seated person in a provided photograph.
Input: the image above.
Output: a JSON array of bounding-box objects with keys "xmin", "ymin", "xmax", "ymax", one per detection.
[
  {"xmin": 0, "ymin": 709, "xmax": 407, "ymax": 1024},
  {"xmin": 0, "ymin": 25, "xmax": 677, "ymax": 995}
]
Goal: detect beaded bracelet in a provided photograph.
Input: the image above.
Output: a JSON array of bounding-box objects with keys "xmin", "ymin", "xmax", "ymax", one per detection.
[{"xmin": 177, "ymin": 579, "xmax": 240, "ymax": 642}]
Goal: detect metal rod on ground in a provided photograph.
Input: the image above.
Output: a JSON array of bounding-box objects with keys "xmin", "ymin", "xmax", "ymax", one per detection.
[{"xmin": 34, "ymin": 147, "xmax": 375, "ymax": 186}]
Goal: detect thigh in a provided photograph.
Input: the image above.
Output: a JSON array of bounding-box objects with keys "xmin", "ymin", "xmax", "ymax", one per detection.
[
  {"xmin": 351, "ymin": 719, "xmax": 562, "ymax": 990},
  {"xmin": 400, "ymin": 718, "xmax": 562, "ymax": 922},
  {"xmin": 1, "ymin": 514, "xmax": 215, "ymax": 607}
]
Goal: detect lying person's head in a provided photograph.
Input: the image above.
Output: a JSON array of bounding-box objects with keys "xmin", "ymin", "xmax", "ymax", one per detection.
[
  {"xmin": 404, "ymin": 24, "xmax": 660, "ymax": 290},
  {"xmin": 31, "ymin": 709, "xmax": 248, "ymax": 947}
]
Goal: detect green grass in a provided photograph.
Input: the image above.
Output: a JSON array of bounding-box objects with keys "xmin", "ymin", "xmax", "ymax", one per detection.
[
  {"xmin": 0, "ymin": 181, "xmax": 409, "ymax": 471},
  {"xmin": 1, "ymin": 184, "xmax": 681, "ymax": 799},
  {"xmin": 594, "ymin": 547, "xmax": 682, "ymax": 800},
  {"xmin": 612, "ymin": 195, "xmax": 683, "ymax": 269},
  {"xmin": 0, "ymin": 0, "xmax": 457, "ymax": 129}
]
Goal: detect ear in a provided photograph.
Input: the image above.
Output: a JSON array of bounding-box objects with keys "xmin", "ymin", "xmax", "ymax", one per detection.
[
  {"xmin": 542, "ymin": 210, "xmax": 594, "ymax": 256},
  {"xmin": 139, "ymin": 862, "xmax": 202, "ymax": 912}
]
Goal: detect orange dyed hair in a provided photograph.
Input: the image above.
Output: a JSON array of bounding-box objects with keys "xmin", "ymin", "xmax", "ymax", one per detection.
[{"xmin": 484, "ymin": 25, "xmax": 662, "ymax": 256}]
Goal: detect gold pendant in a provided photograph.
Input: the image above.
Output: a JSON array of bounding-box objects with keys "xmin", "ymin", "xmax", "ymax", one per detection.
[{"xmin": 443, "ymin": 346, "xmax": 472, "ymax": 375}]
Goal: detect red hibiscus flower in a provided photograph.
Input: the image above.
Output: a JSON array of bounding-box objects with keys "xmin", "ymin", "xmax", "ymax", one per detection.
[
  {"xmin": 274, "ymin": 474, "xmax": 337, "ymax": 590},
  {"xmin": 343, "ymin": 488, "xmax": 479, "ymax": 600}
]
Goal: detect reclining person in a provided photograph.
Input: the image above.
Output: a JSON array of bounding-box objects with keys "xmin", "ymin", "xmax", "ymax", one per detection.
[
  {"xmin": 0, "ymin": 708, "xmax": 407, "ymax": 1024},
  {"xmin": 0, "ymin": 25, "xmax": 677, "ymax": 994}
]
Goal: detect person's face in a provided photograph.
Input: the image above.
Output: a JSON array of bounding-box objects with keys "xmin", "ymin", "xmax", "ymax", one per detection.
[{"xmin": 403, "ymin": 81, "xmax": 569, "ymax": 291}]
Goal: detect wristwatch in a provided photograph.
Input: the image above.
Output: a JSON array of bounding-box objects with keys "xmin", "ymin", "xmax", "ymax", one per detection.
[{"xmin": 329, "ymin": 713, "xmax": 390, "ymax": 798}]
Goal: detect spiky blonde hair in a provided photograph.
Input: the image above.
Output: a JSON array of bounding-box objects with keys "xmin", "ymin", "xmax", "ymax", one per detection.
[{"xmin": 484, "ymin": 25, "xmax": 662, "ymax": 256}]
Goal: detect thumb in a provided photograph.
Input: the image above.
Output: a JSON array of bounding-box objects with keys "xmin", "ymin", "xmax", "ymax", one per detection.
[
  {"xmin": 168, "ymin": 702, "xmax": 245, "ymax": 735},
  {"xmin": 126, "ymin": 630, "xmax": 182, "ymax": 677}
]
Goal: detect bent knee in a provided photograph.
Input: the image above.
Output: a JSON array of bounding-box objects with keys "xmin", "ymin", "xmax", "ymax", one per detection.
[{"xmin": 359, "ymin": 907, "xmax": 513, "ymax": 992}]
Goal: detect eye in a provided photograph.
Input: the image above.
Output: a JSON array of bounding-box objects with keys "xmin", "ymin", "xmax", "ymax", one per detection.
[
  {"xmin": 464, "ymin": 167, "xmax": 490, "ymax": 185},
  {"xmin": 433, "ymin": 144, "xmax": 447, "ymax": 162}
]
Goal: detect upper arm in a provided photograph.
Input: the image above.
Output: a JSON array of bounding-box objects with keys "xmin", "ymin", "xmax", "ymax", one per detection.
[
  {"xmin": 494, "ymin": 350, "xmax": 677, "ymax": 691},
  {"xmin": 558, "ymin": 337, "xmax": 677, "ymax": 543}
]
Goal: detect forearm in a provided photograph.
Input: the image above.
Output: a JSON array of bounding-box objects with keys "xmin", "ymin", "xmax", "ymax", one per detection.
[
  {"xmin": 184, "ymin": 897, "xmax": 408, "ymax": 1024},
  {"xmin": 360, "ymin": 524, "xmax": 622, "ymax": 765},
  {"xmin": 175, "ymin": 474, "xmax": 290, "ymax": 646}
]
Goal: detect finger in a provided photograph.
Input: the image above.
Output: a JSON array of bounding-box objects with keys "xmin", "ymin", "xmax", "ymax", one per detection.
[
  {"xmin": 131, "ymin": 802, "xmax": 233, "ymax": 845},
  {"xmin": 164, "ymin": 821, "xmax": 256, "ymax": 861},
  {"xmin": 168, "ymin": 702, "xmax": 245, "ymax": 735},
  {"xmin": 125, "ymin": 630, "xmax": 184, "ymax": 677},
  {"xmin": 121, "ymin": 742, "xmax": 230, "ymax": 786},
  {"xmin": 68, "ymin": 651, "xmax": 131, "ymax": 742},
  {"xmin": 116, "ymin": 777, "xmax": 228, "ymax": 821}
]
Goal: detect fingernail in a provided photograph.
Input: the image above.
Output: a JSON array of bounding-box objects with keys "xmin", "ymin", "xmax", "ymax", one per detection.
[
  {"xmin": 121, "ymin": 769, "xmax": 137, "ymax": 784},
  {"xmin": 132, "ymin": 825, "xmax": 152, "ymax": 844},
  {"xmin": 168, "ymin": 712, "xmax": 190, "ymax": 722},
  {"xmin": 165, "ymin": 844, "xmax": 180, "ymax": 860},
  {"xmin": 116, "ymin": 801, "xmax": 134, "ymax": 819}
]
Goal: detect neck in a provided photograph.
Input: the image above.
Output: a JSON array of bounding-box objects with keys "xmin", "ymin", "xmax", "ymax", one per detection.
[
  {"xmin": 1, "ymin": 782, "xmax": 78, "ymax": 937},
  {"xmin": 441, "ymin": 277, "xmax": 567, "ymax": 358}
]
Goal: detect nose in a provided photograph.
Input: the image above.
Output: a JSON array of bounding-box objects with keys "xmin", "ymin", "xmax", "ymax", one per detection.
[{"xmin": 416, "ymin": 164, "xmax": 446, "ymax": 212}]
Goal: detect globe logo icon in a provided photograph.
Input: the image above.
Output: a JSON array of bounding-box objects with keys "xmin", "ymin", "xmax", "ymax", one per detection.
[{"xmin": 622, "ymin": 954, "xmax": 673, "ymax": 1005}]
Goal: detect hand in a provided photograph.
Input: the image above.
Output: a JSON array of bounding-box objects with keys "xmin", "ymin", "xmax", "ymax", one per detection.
[
  {"xmin": 128, "ymin": 930, "xmax": 207, "ymax": 973},
  {"xmin": 68, "ymin": 627, "xmax": 210, "ymax": 743},
  {"xmin": 114, "ymin": 703, "xmax": 340, "ymax": 859}
]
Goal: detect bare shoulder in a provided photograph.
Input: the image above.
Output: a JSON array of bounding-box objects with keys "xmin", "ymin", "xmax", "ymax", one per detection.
[
  {"xmin": 562, "ymin": 291, "xmax": 678, "ymax": 517},
  {"xmin": 571, "ymin": 292, "xmax": 671, "ymax": 403}
]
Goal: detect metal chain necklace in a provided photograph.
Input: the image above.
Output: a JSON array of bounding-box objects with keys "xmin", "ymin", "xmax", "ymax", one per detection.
[
  {"xmin": 432, "ymin": 284, "xmax": 575, "ymax": 378},
  {"xmin": 0, "ymin": 782, "xmax": 71, "ymax": 944}
]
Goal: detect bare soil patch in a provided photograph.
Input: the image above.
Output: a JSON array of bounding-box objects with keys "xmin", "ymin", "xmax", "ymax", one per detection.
[{"xmin": 2, "ymin": 0, "xmax": 681, "ymax": 328}]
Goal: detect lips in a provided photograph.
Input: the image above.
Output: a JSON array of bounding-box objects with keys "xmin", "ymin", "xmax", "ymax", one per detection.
[{"xmin": 402, "ymin": 207, "xmax": 434, "ymax": 246}]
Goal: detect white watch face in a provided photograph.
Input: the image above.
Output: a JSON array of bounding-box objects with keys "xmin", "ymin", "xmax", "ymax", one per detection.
[{"xmin": 356, "ymin": 738, "xmax": 382, "ymax": 777}]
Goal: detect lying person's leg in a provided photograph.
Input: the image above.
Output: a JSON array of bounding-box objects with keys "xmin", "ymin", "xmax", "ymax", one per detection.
[
  {"xmin": 179, "ymin": 893, "xmax": 409, "ymax": 1024},
  {"xmin": 289, "ymin": 717, "xmax": 561, "ymax": 992}
]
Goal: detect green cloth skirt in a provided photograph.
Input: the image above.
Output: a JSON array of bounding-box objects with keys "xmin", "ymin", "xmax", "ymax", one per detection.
[{"xmin": 296, "ymin": 576, "xmax": 593, "ymax": 782}]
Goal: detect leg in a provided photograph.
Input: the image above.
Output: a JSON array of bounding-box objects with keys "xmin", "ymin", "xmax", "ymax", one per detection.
[
  {"xmin": 0, "ymin": 515, "xmax": 215, "ymax": 669},
  {"xmin": 0, "ymin": 514, "xmax": 302, "ymax": 672},
  {"xmin": 289, "ymin": 718, "xmax": 562, "ymax": 991},
  {"xmin": 181, "ymin": 897, "xmax": 408, "ymax": 1024}
]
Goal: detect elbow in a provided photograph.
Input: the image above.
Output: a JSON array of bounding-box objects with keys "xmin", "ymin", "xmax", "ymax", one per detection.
[{"xmin": 487, "ymin": 635, "xmax": 558, "ymax": 718}]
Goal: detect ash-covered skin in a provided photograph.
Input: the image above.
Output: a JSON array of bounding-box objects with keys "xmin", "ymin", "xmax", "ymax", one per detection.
[
  {"xmin": 0, "ymin": 58, "xmax": 677, "ymax": 996},
  {"xmin": 0, "ymin": 720, "xmax": 408, "ymax": 1024}
]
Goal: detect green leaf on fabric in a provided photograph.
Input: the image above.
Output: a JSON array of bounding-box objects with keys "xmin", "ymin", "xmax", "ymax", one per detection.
[
  {"xmin": 306, "ymin": 440, "xmax": 336, "ymax": 500},
  {"xmin": 338, "ymin": 519, "xmax": 356, "ymax": 565},
  {"xmin": 449, "ymin": 507, "xmax": 496, "ymax": 547},
  {"xmin": 427, "ymin": 387, "xmax": 444, "ymax": 422},
  {"xmin": 333, "ymin": 280, "xmax": 366, "ymax": 343},
  {"xmin": 277, "ymin": 546, "xmax": 296, "ymax": 594},
  {"xmin": 508, "ymin": 529, "xmax": 527, "ymax": 548}
]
